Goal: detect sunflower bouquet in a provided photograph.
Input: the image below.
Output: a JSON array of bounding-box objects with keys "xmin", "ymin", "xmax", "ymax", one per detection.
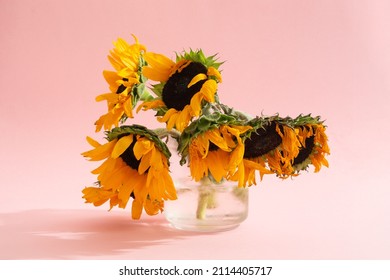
[{"xmin": 82, "ymin": 35, "xmax": 330, "ymax": 220}]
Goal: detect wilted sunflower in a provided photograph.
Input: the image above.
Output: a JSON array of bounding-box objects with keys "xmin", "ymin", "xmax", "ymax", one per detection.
[
  {"xmin": 241, "ymin": 116, "xmax": 302, "ymax": 183},
  {"xmin": 291, "ymin": 115, "xmax": 330, "ymax": 173},
  {"xmin": 95, "ymin": 35, "xmax": 148, "ymax": 132},
  {"xmin": 81, "ymin": 125, "xmax": 177, "ymax": 219},
  {"xmin": 137, "ymin": 49, "xmax": 222, "ymax": 132},
  {"xmin": 178, "ymin": 113, "xmax": 251, "ymax": 185}
]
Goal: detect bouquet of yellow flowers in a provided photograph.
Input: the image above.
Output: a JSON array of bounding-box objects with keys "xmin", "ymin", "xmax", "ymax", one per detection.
[{"xmin": 82, "ymin": 35, "xmax": 330, "ymax": 222}]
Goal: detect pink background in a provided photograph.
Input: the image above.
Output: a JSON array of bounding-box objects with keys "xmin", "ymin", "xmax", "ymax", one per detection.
[{"xmin": 1, "ymin": 0, "xmax": 389, "ymax": 259}]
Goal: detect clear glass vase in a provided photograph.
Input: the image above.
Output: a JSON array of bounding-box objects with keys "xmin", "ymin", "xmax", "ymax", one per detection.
[{"xmin": 164, "ymin": 176, "xmax": 249, "ymax": 232}]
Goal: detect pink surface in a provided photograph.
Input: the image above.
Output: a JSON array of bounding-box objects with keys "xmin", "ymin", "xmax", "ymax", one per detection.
[{"xmin": 1, "ymin": 0, "xmax": 389, "ymax": 259}]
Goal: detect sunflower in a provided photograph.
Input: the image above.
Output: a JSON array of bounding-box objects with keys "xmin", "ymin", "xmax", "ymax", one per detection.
[
  {"xmin": 240, "ymin": 116, "xmax": 302, "ymax": 184},
  {"xmin": 137, "ymin": 49, "xmax": 222, "ymax": 132},
  {"xmin": 292, "ymin": 121, "xmax": 330, "ymax": 173},
  {"xmin": 178, "ymin": 113, "xmax": 251, "ymax": 186},
  {"xmin": 81, "ymin": 125, "xmax": 177, "ymax": 219},
  {"xmin": 95, "ymin": 35, "xmax": 148, "ymax": 132}
]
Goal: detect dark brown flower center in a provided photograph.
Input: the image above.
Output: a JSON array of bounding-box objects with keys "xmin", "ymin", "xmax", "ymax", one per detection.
[
  {"xmin": 293, "ymin": 135, "xmax": 315, "ymax": 165},
  {"xmin": 208, "ymin": 142, "xmax": 220, "ymax": 151},
  {"xmin": 162, "ymin": 62, "xmax": 207, "ymax": 110},
  {"xmin": 244, "ymin": 122, "xmax": 282, "ymax": 158}
]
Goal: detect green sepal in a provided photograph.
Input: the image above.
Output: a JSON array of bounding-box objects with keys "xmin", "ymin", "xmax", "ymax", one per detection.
[
  {"xmin": 245, "ymin": 113, "xmax": 324, "ymax": 136},
  {"xmin": 290, "ymin": 114, "xmax": 324, "ymax": 127},
  {"xmin": 176, "ymin": 49, "xmax": 224, "ymax": 69},
  {"xmin": 151, "ymin": 83, "xmax": 165, "ymax": 98}
]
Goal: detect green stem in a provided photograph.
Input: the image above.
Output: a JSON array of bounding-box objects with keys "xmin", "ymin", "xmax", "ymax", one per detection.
[
  {"xmin": 218, "ymin": 103, "xmax": 252, "ymax": 121},
  {"xmin": 196, "ymin": 177, "xmax": 218, "ymax": 220},
  {"xmin": 153, "ymin": 128, "xmax": 181, "ymax": 140}
]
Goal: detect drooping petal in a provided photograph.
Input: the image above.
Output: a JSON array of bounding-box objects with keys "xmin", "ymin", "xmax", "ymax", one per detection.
[
  {"xmin": 131, "ymin": 199, "xmax": 143, "ymax": 219},
  {"xmin": 206, "ymin": 151, "xmax": 228, "ymax": 182},
  {"xmin": 190, "ymin": 93, "xmax": 203, "ymax": 117},
  {"xmin": 138, "ymin": 149, "xmax": 152, "ymax": 174},
  {"xmin": 95, "ymin": 93, "xmax": 118, "ymax": 103},
  {"xmin": 166, "ymin": 110, "xmax": 179, "ymax": 131},
  {"xmin": 175, "ymin": 106, "xmax": 192, "ymax": 132},
  {"xmin": 144, "ymin": 198, "xmax": 163, "ymax": 216},
  {"xmin": 86, "ymin": 136, "xmax": 101, "ymax": 148},
  {"xmin": 207, "ymin": 129, "xmax": 230, "ymax": 151},
  {"xmin": 188, "ymin": 73, "xmax": 207, "ymax": 88},
  {"xmin": 82, "ymin": 187, "xmax": 113, "ymax": 206},
  {"xmin": 207, "ymin": 67, "xmax": 222, "ymax": 82},
  {"xmin": 111, "ymin": 135, "xmax": 133, "ymax": 159},
  {"xmin": 143, "ymin": 52, "xmax": 175, "ymax": 82},
  {"xmin": 123, "ymin": 97, "xmax": 134, "ymax": 118},
  {"xmin": 118, "ymin": 173, "xmax": 136, "ymax": 208},
  {"xmin": 82, "ymin": 140, "xmax": 117, "ymax": 161},
  {"xmin": 137, "ymin": 99, "xmax": 165, "ymax": 113},
  {"xmin": 200, "ymin": 79, "xmax": 217, "ymax": 102},
  {"xmin": 133, "ymin": 138, "xmax": 154, "ymax": 160}
]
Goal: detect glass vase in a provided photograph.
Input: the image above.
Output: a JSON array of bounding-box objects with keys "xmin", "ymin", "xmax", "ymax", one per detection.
[{"xmin": 164, "ymin": 176, "xmax": 249, "ymax": 232}]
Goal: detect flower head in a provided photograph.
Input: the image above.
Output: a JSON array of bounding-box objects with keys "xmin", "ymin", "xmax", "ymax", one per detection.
[
  {"xmin": 237, "ymin": 115, "xmax": 330, "ymax": 186},
  {"xmin": 235, "ymin": 116, "xmax": 302, "ymax": 185},
  {"xmin": 137, "ymin": 50, "xmax": 222, "ymax": 132},
  {"xmin": 95, "ymin": 35, "xmax": 147, "ymax": 132},
  {"xmin": 178, "ymin": 113, "xmax": 251, "ymax": 185},
  {"xmin": 81, "ymin": 125, "xmax": 176, "ymax": 219},
  {"xmin": 291, "ymin": 115, "xmax": 330, "ymax": 173}
]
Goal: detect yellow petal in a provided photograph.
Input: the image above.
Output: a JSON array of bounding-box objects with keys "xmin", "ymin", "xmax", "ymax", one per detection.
[
  {"xmin": 229, "ymin": 143, "xmax": 244, "ymax": 171},
  {"xmin": 137, "ymin": 99, "xmax": 165, "ymax": 113},
  {"xmin": 101, "ymin": 165, "xmax": 128, "ymax": 190},
  {"xmin": 197, "ymin": 136, "xmax": 209, "ymax": 158},
  {"xmin": 161, "ymin": 171, "xmax": 177, "ymax": 200},
  {"xmin": 103, "ymin": 70, "xmax": 120, "ymax": 85},
  {"xmin": 236, "ymin": 162, "xmax": 245, "ymax": 187},
  {"xmin": 91, "ymin": 157, "xmax": 114, "ymax": 175},
  {"xmin": 133, "ymin": 138, "xmax": 154, "ymax": 160},
  {"xmin": 187, "ymin": 73, "xmax": 207, "ymax": 88},
  {"xmin": 207, "ymin": 129, "xmax": 230, "ymax": 151},
  {"xmin": 86, "ymin": 136, "xmax": 101, "ymax": 148},
  {"xmin": 123, "ymin": 97, "xmax": 134, "ymax": 118},
  {"xmin": 95, "ymin": 93, "xmax": 118, "ymax": 103},
  {"xmin": 207, "ymin": 67, "xmax": 222, "ymax": 82},
  {"xmin": 200, "ymin": 79, "xmax": 217, "ymax": 102},
  {"xmin": 150, "ymin": 148, "xmax": 163, "ymax": 170},
  {"xmin": 131, "ymin": 199, "xmax": 143, "ymax": 219},
  {"xmin": 114, "ymin": 37, "xmax": 130, "ymax": 52},
  {"xmin": 82, "ymin": 187, "xmax": 113, "ymax": 206},
  {"xmin": 82, "ymin": 140, "xmax": 117, "ymax": 161},
  {"xmin": 206, "ymin": 151, "xmax": 227, "ymax": 182},
  {"xmin": 111, "ymin": 135, "xmax": 133, "ymax": 159},
  {"xmin": 138, "ymin": 150, "xmax": 152, "ymax": 174},
  {"xmin": 159, "ymin": 108, "xmax": 178, "ymax": 123},
  {"xmin": 175, "ymin": 106, "xmax": 192, "ymax": 132},
  {"xmin": 144, "ymin": 52, "xmax": 174, "ymax": 69},
  {"xmin": 133, "ymin": 174, "xmax": 149, "ymax": 203},
  {"xmin": 143, "ymin": 52, "xmax": 175, "ymax": 82},
  {"xmin": 190, "ymin": 93, "xmax": 203, "ymax": 116},
  {"xmin": 142, "ymin": 67, "xmax": 170, "ymax": 82},
  {"xmin": 118, "ymin": 178, "xmax": 135, "ymax": 208},
  {"xmin": 130, "ymin": 34, "xmax": 140, "ymax": 45},
  {"xmin": 166, "ymin": 111, "xmax": 179, "ymax": 131},
  {"xmin": 144, "ymin": 199, "xmax": 162, "ymax": 216}
]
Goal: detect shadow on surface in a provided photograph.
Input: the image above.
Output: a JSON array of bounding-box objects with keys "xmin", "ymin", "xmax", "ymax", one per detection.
[{"xmin": 0, "ymin": 209, "xmax": 201, "ymax": 259}]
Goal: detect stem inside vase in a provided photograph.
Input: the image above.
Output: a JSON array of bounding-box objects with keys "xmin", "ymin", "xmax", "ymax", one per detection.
[{"xmin": 196, "ymin": 177, "xmax": 219, "ymax": 219}]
